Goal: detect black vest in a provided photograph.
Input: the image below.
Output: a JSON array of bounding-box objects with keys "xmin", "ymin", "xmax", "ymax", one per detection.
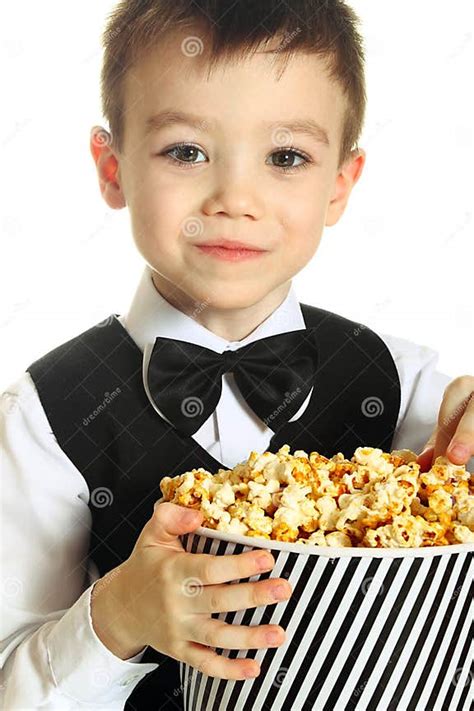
[{"xmin": 26, "ymin": 303, "xmax": 401, "ymax": 710}]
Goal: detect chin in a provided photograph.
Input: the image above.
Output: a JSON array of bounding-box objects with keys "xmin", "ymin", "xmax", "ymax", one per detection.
[{"xmin": 199, "ymin": 284, "xmax": 273, "ymax": 311}]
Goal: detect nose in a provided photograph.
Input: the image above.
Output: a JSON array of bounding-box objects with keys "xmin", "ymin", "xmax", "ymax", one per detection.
[{"xmin": 203, "ymin": 168, "xmax": 263, "ymax": 220}]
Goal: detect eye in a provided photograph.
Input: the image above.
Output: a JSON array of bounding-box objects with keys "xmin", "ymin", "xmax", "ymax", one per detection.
[
  {"xmin": 162, "ymin": 143, "xmax": 205, "ymax": 168},
  {"xmin": 159, "ymin": 143, "xmax": 312, "ymax": 172},
  {"xmin": 268, "ymin": 148, "xmax": 311, "ymax": 172}
]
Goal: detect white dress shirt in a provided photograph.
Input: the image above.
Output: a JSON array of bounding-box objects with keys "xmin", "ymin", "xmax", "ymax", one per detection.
[{"xmin": 1, "ymin": 264, "xmax": 469, "ymax": 710}]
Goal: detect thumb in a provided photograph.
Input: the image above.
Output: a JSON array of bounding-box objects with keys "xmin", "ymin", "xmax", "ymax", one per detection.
[{"xmin": 139, "ymin": 501, "xmax": 203, "ymax": 549}]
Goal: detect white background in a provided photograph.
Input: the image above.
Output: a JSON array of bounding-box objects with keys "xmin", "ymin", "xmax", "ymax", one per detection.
[{"xmin": 0, "ymin": 0, "xmax": 472, "ymax": 392}]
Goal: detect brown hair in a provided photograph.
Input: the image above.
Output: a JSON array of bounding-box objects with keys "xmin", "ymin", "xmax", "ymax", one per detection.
[{"xmin": 100, "ymin": 0, "xmax": 367, "ymax": 169}]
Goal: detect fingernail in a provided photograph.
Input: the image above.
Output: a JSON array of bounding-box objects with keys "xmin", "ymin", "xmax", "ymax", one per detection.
[
  {"xmin": 448, "ymin": 444, "xmax": 469, "ymax": 460},
  {"xmin": 272, "ymin": 585, "xmax": 289, "ymax": 600},
  {"xmin": 257, "ymin": 554, "xmax": 273, "ymax": 570},
  {"xmin": 245, "ymin": 667, "xmax": 259, "ymax": 678}
]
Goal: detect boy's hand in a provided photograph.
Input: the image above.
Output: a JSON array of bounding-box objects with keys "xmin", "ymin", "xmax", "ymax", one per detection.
[
  {"xmin": 91, "ymin": 502, "xmax": 291, "ymax": 680},
  {"xmin": 417, "ymin": 375, "xmax": 474, "ymax": 471}
]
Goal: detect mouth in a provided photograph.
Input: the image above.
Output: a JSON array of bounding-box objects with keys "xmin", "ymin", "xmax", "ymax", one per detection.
[
  {"xmin": 194, "ymin": 245, "xmax": 268, "ymax": 262},
  {"xmin": 194, "ymin": 239, "xmax": 269, "ymax": 262}
]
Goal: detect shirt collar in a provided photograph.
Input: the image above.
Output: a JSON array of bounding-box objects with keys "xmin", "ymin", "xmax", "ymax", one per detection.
[{"xmin": 119, "ymin": 264, "xmax": 306, "ymax": 353}]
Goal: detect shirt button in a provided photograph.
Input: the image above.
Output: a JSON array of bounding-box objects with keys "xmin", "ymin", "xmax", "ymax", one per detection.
[{"xmin": 120, "ymin": 673, "xmax": 141, "ymax": 686}]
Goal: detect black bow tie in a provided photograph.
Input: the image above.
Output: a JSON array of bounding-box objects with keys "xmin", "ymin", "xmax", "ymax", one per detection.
[{"xmin": 145, "ymin": 329, "xmax": 319, "ymax": 436}]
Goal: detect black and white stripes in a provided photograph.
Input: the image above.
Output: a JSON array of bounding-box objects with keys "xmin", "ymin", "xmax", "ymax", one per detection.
[{"xmin": 179, "ymin": 529, "xmax": 473, "ymax": 711}]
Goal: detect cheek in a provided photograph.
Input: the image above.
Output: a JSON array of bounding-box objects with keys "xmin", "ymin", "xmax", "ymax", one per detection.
[
  {"xmin": 136, "ymin": 182, "xmax": 183, "ymax": 222},
  {"xmin": 279, "ymin": 200, "xmax": 326, "ymax": 256},
  {"xmin": 129, "ymin": 185, "xmax": 189, "ymax": 250}
]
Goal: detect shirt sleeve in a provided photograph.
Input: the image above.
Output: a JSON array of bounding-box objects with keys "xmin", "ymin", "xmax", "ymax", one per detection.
[
  {"xmin": 0, "ymin": 373, "xmax": 158, "ymax": 709},
  {"xmin": 380, "ymin": 333, "xmax": 474, "ymax": 472}
]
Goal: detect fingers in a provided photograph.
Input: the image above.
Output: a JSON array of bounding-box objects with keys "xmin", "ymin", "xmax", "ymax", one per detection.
[
  {"xmin": 179, "ymin": 549, "xmax": 276, "ymax": 586},
  {"xmin": 446, "ymin": 395, "xmax": 474, "ymax": 463},
  {"xmin": 433, "ymin": 378, "xmax": 474, "ymax": 463},
  {"xmin": 181, "ymin": 640, "xmax": 261, "ymax": 681},
  {"xmin": 186, "ymin": 618, "xmax": 286, "ymax": 652},
  {"xmin": 417, "ymin": 445, "xmax": 434, "ymax": 472},
  {"xmin": 182, "ymin": 577, "xmax": 292, "ymax": 614},
  {"xmin": 139, "ymin": 502, "xmax": 203, "ymax": 549},
  {"xmin": 417, "ymin": 427, "xmax": 437, "ymax": 471},
  {"xmin": 419, "ymin": 428, "xmax": 436, "ymax": 455}
]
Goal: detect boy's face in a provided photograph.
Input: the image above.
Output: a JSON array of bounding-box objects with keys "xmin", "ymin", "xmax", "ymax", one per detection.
[{"xmin": 92, "ymin": 30, "xmax": 365, "ymax": 312}]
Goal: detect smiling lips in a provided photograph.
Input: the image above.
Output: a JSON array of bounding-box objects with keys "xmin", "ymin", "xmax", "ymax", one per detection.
[{"xmin": 195, "ymin": 238, "xmax": 268, "ymax": 261}]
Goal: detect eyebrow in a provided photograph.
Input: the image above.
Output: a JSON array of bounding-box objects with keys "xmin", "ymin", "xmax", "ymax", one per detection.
[{"xmin": 145, "ymin": 110, "xmax": 331, "ymax": 147}]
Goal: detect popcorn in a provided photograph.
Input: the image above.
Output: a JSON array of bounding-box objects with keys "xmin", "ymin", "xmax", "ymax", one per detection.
[{"xmin": 159, "ymin": 445, "xmax": 474, "ymax": 548}]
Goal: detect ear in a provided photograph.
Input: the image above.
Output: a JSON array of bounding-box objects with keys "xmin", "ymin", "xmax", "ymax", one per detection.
[
  {"xmin": 325, "ymin": 148, "xmax": 366, "ymax": 227},
  {"xmin": 89, "ymin": 126, "xmax": 126, "ymax": 210}
]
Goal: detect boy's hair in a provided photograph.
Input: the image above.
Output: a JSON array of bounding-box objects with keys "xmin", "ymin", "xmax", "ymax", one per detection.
[{"xmin": 100, "ymin": 0, "xmax": 366, "ymax": 170}]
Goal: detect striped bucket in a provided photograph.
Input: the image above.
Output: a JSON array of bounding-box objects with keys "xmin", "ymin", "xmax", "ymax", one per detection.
[{"xmin": 179, "ymin": 527, "xmax": 473, "ymax": 711}]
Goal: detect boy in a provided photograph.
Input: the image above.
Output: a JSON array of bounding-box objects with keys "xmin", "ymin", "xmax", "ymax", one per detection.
[{"xmin": 1, "ymin": 1, "xmax": 473, "ymax": 709}]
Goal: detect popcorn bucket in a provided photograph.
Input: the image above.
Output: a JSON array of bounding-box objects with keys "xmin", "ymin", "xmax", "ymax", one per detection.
[{"xmin": 177, "ymin": 528, "xmax": 473, "ymax": 711}]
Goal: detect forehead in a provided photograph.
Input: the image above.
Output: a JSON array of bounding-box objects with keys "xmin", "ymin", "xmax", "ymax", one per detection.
[{"xmin": 123, "ymin": 31, "xmax": 345, "ymax": 146}]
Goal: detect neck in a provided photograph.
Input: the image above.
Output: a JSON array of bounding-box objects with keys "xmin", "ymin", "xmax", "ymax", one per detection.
[{"xmin": 151, "ymin": 272, "xmax": 292, "ymax": 342}]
